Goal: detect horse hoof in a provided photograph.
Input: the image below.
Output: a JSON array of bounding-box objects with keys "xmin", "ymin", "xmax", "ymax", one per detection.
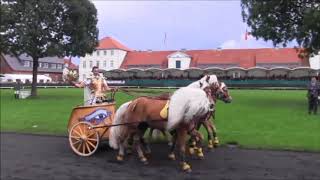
[
  {"xmin": 168, "ymin": 153, "xmax": 176, "ymax": 160},
  {"xmin": 214, "ymin": 138, "xmax": 220, "ymax": 147},
  {"xmin": 116, "ymin": 155, "xmax": 124, "ymax": 161},
  {"xmin": 181, "ymin": 162, "xmax": 192, "ymax": 173},
  {"xmin": 140, "ymin": 157, "xmax": 148, "ymax": 165},
  {"xmin": 189, "ymin": 147, "xmax": 195, "ymax": 155},
  {"xmin": 208, "ymin": 144, "xmax": 214, "ymax": 149}
]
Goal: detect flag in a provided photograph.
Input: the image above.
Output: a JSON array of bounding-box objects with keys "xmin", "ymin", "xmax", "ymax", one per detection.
[
  {"xmin": 164, "ymin": 32, "xmax": 167, "ymax": 45},
  {"xmin": 245, "ymin": 29, "xmax": 251, "ymax": 40}
]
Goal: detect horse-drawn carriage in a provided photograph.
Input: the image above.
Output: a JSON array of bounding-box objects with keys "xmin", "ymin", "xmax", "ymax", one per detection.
[
  {"xmin": 66, "ymin": 75, "xmax": 232, "ymax": 172},
  {"xmin": 67, "ymin": 102, "xmax": 116, "ymax": 156}
]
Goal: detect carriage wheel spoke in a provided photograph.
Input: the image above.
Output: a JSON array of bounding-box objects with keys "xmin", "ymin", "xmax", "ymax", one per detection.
[
  {"xmin": 77, "ymin": 126, "xmax": 84, "ymax": 135},
  {"xmin": 82, "ymin": 124, "xmax": 88, "ymax": 135},
  {"xmin": 87, "ymin": 138, "xmax": 98, "ymax": 141},
  {"xmin": 85, "ymin": 141, "xmax": 92, "ymax": 153},
  {"xmin": 70, "ymin": 135, "xmax": 81, "ymax": 140},
  {"xmin": 87, "ymin": 140, "xmax": 96, "ymax": 148},
  {"xmin": 72, "ymin": 139, "xmax": 81, "ymax": 145},
  {"xmin": 72, "ymin": 129, "xmax": 81, "ymax": 137},
  {"xmin": 87, "ymin": 131, "xmax": 96, "ymax": 137},
  {"xmin": 76, "ymin": 142, "xmax": 82, "ymax": 152},
  {"xmin": 82, "ymin": 141, "xmax": 86, "ymax": 154}
]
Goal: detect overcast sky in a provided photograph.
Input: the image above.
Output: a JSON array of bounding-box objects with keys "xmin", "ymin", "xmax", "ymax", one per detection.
[
  {"xmin": 92, "ymin": 0, "xmax": 296, "ymax": 50},
  {"xmin": 72, "ymin": 0, "xmax": 298, "ymax": 64}
]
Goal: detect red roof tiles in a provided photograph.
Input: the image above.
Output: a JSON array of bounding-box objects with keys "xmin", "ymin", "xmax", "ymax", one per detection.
[
  {"xmin": 121, "ymin": 48, "xmax": 308, "ymax": 69},
  {"xmin": 97, "ymin": 37, "xmax": 132, "ymax": 51}
]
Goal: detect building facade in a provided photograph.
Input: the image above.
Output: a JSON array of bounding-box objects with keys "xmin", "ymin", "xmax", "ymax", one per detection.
[
  {"xmin": 0, "ymin": 53, "xmax": 67, "ymax": 82},
  {"xmin": 78, "ymin": 36, "xmax": 318, "ymax": 81}
]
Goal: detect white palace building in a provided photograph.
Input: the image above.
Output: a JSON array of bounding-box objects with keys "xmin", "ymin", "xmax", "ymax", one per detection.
[{"xmin": 79, "ymin": 37, "xmax": 320, "ymax": 81}]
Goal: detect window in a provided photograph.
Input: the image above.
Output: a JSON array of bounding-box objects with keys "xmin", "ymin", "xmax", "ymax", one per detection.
[
  {"xmin": 83, "ymin": 74, "xmax": 86, "ymax": 80},
  {"xmin": 43, "ymin": 63, "xmax": 49, "ymax": 68},
  {"xmin": 96, "ymin": 61, "xmax": 100, "ymax": 68},
  {"xmin": 176, "ymin": 60, "xmax": 181, "ymax": 69},
  {"xmin": 97, "ymin": 51, "xmax": 100, "ymax": 56},
  {"xmin": 110, "ymin": 60, "xmax": 114, "ymax": 67},
  {"xmin": 111, "ymin": 50, "xmax": 114, "ymax": 56},
  {"xmin": 51, "ymin": 64, "xmax": 57, "ymax": 69},
  {"xmin": 39, "ymin": 63, "xmax": 43, "ymax": 68},
  {"xmin": 104, "ymin": 50, "xmax": 107, "ymax": 55},
  {"xmin": 89, "ymin": 61, "xmax": 93, "ymax": 68},
  {"xmin": 57, "ymin": 64, "xmax": 62, "ymax": 69},
  {"xmin": 23, "ymin": 61, "xmax": 30, "ymax": 67},
  {"xmin": 83, "ymin": 61, "xmax": 86, "ymax": 69},
  {"xmin": 103, "ymin": 60, "xmax": 107, "ymax": 68}
]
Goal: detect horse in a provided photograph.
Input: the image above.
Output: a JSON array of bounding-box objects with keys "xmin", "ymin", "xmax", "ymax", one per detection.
[
  {"xmin": 146, "ymin": 74, "xmax": 219, "ymax": 142},
  {"xmin": 188, "ymin": 82, "xmax": 232, "ymax": 156},
  {"xmin": 109, "ymin": 84, "xmax": 221, "ymax": 172}
]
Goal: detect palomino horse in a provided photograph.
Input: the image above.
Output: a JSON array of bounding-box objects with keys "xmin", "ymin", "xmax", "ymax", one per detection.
[{"xmin": 109, "ymin": 84, "xmax": 223, "ymax": 172}]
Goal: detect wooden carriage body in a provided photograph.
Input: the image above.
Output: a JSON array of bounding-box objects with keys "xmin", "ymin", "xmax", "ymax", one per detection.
[{"xmin": 67, "ymin": 102, "xmax": 116, "ymax": 156}]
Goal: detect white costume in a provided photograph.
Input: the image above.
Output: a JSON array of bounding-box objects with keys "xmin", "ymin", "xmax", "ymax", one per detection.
[{"xmin": 83, "ymin": 73, "xmax": 108, "ymax": 105}]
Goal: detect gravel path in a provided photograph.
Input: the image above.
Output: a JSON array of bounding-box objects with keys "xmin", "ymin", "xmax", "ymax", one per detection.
[{"xmin": 1, "ymin": 132, "xmax": 319, "ymax": 180}]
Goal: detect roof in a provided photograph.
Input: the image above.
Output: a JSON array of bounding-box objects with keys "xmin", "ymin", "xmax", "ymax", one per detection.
[
  {"xmin": 96, "ymin": 37, "xmax": 132, "ymax": 51},
  {"xmin": 255, "ymin": 48, "xmax": 306, "ymax": 64},
  {"xmin": 2, "ymin": 54, "xmax": 64, "ymax": 73},
  {"xmin": 64, "ymin": 58, "xmax": 78, "ymax": 70},
  {"xmin": 121, "ymin": 48, "xmax": 309, "ymax": 69},
  {"xmin": 121, "ymin": 50, "xmax": 175, "ymax": 69}
]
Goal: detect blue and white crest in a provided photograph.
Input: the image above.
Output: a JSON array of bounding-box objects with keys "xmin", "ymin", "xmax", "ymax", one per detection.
[{"xmin": 82, "ymin": 108, "xmax": 112, "ymax": 125}]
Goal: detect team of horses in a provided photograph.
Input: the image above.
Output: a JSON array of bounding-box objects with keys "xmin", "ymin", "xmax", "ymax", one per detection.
[{"xmin": 108, "ymin": 75, "xmax": 232, "ymax": 172}]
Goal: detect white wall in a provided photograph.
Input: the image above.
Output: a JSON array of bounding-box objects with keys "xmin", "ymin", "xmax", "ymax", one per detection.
[
  {"xmin": 167, "ymin": 52, "xmax": 191, "ymax": 70},
  {"xmin": 79, "ymin": 49, "xmax": 127, "ymax": 81},
  {"xmin": 309, "ymin": 54, "xmax": 320, "ymax": 70}
]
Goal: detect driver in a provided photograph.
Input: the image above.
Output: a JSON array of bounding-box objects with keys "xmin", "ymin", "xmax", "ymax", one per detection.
[{"xmin": 73, "ymin": 66, "xmax": 114, "ymax": 105}]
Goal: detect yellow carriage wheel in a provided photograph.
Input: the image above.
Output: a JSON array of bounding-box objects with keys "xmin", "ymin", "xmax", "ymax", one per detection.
[{"xmin": 69, "ymin": 121, "xmax": 99, "ymax": 156}]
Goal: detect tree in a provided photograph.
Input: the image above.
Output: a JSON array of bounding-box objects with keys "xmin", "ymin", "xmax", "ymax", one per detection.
[
  {"xmin": 241, "ymin": 0, "xmax": 320, "ymax": 56},
  {"xmin": 0, "ymin": 0, "xmax": 99, "ymax": 96}
]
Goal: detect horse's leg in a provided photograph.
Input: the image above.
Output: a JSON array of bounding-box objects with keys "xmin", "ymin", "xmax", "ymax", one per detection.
[
  {"xmin": 139, "ymin": 125, "xmax": 152, "ymax": 155},
  {"xmin": 168, "ymin": 130, "xmax": 176, "ymax": 160},
  {"xmin": 133, "ymin": 133, "xmax": 148, "ymax": 164},
  {"xmin": 116, "ymin": 140, "xmax": 126, "ymax": 161},
  {"xmin": 190, "ymin": 129, "xmax": 204, "ymax": 159},
  {"xmin": 203, "ymin": 120, "xmax": 214, "ymax": 149},
  {"xmin": 176, "ymin": 128, "xmax": 191, "ymax": 172},
  {"xmin": 210, "ymin": 112, "xmax": 219, "ymax": 147},
  {"xmin": 188, "ymin": 123, "xmax": 201, "ymax": 155}
]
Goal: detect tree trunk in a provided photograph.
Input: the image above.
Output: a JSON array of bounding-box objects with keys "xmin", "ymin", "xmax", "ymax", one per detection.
[{"xmin": 31, "ymin": 57, "xmax": 39, "ymax": 97}]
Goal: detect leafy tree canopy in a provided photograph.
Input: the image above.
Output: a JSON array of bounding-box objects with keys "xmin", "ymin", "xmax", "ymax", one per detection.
[
  {"xmin": 241, "ymin": 0, "xmax": 320, "ymax": 56},
  {"xmin": 0, "ymin": 0, "xmax": 99, "ymax": 96}
]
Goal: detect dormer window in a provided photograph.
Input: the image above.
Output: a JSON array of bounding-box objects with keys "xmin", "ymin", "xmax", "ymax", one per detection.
[
  {"xmin": 23, "ymin": 61, "xmax": 30, "ymax": 67},
  {"xmin": 176, "ymin": 61, "xmax": 181, "ymax": 69}
]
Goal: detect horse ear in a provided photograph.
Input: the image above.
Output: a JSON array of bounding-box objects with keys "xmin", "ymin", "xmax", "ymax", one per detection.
[{"xmin": 206, "ymin": 75, "xmax": 210, "ymax": 83}]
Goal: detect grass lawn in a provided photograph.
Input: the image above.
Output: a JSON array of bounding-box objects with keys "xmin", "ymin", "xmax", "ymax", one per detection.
[{"xmin": 1, "ymin": 88, "xmax": 319, "ymax": 152}]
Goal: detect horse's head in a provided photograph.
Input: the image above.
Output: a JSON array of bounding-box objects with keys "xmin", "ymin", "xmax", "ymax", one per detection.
[
  {"xmin": 216, "ymin": 82, "xmax": 232, "ymax": 103},
  {"xmin": 204, "ymin": 81, "xmax": 232, "ymax": 103},
  {"xmin": 199, "ymin": 75, "xmax": 218, "ymax": 89}
]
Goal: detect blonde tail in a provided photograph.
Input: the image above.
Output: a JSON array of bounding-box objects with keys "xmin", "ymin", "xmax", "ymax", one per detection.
[{"xmin": 109, "ymin": 101, "xmax": 131, "ymax": 149}]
